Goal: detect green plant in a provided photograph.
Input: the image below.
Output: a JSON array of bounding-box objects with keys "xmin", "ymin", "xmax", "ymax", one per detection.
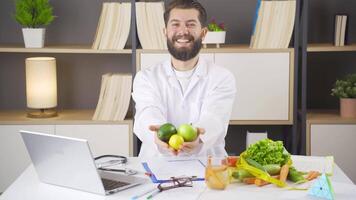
[
  {"xmin": 15, "ymin": 0, "xmax": 54, "ymax": 28},
  {"xmin": 331, "ymin": 73, "xmax": 356, "ymax": 98},
  {"xmin": 207, "ymin": 18, "xmax": 225, "ymax": 32}
]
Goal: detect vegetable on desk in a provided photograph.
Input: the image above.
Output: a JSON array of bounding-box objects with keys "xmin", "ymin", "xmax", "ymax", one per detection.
[
  {"xmin": 231, "ymin": 168, "xmax": 253, "ymax": 181},
  {"xmin": 263, "ymin": 164, "xmax": 281, "ymax": 175},
  {"xmin": 287, "ymin": 166, "xmax": 307, "ymax": 183}
]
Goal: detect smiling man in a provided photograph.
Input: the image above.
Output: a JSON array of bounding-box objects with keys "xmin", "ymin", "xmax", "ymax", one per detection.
[{"xmin": 132, "ymin": 0, "xmax": 236, "ymax": 158}]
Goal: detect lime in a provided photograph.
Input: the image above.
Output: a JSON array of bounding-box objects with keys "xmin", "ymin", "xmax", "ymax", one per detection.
[{"xmin": 158, "ymin": 123, "xmax": 177, "ymax": 142}]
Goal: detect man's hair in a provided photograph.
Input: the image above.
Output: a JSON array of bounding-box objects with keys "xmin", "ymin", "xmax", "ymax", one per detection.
[{"xmin": 164, "ymin": 0, "xmax": 207, "ymax": 27}]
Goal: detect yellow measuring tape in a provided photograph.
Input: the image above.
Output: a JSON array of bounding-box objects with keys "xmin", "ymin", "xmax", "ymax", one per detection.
[{"xmin": 237, "ymin": 152, "xmax": 308, "ymax": 190}]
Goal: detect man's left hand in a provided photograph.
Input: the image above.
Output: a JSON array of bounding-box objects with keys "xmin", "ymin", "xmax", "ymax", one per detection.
[{"xmin": 178, "ymin": 128, "xmax": 205, "ymax": 154}]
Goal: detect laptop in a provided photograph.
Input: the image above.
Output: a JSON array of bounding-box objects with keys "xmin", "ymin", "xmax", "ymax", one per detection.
[{"xmin": 20, "ymin": 130, "xmax": 147, "ymax": 195}]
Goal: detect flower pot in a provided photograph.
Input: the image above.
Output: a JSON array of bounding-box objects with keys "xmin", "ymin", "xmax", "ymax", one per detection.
[
  {"xmin": 202, "ymin": 31, "xmax": 226, "ymax": 48},
  {"xmin": 340, "ymin": 98, "xmax": 356, "ymax": 118},
  {"xmin": 22, "ymin": 28, "xmax": 45, "ymax": 48}
]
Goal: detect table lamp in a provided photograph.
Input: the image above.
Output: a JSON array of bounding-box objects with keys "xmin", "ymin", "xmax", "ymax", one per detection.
[{"xmin": 25, "ymin": 57, "xmax": 58, "ymax": 118}]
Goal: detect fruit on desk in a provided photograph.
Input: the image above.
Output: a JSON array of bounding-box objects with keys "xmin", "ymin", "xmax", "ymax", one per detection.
[
  {"xmin": 158, "ymin": 123, "xmax": 177, "ymax": 142},
  {"xmin": 177, "ymin": 124, "xmax": 197, "ymax": 142},
  {"xmin": 168, "ymin": 134, "xmax": 184, "ymax": 150}
]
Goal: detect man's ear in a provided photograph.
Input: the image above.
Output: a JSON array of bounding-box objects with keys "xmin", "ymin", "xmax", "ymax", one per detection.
[
  {"xmin": 201, "ymin": 27, "xmax": 208, "ymax": 40},
  {"xmin": 163, "ymin": 28, "xmax": 168, "ymax": 38}
]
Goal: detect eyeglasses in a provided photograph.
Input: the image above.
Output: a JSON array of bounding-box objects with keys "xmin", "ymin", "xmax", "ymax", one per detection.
[{"xmin": 157, "ymin": 176, "xmax": 197, "ymax": 192}]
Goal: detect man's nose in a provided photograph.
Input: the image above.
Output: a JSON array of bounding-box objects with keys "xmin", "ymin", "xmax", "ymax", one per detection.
[{"xmin": 177, "ymin": 25, "xmax": 189, "ymax": 35}]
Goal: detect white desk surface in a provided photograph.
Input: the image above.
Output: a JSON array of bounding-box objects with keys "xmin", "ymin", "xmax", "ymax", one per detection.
[{"xmin": 1, "ymin": 157, "xmax": 356, "ymax": 200}]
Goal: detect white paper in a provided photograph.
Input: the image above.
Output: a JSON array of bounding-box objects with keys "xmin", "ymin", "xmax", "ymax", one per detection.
[
  {"xmin": 291, "ymin": 155, "xmax": 334, "ymax": 174},
  {"xmin": 145, "ymin": 158, "xmax": 205, "ymax": 181}
]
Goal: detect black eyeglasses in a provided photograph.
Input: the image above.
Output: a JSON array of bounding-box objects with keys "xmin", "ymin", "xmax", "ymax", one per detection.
[{"xmin": 157, "ymin": 176, "xmax": 197, "ymax": 192}]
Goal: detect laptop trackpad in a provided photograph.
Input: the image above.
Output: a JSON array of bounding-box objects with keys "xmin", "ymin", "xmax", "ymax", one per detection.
[{"xmin": 99, "ymin": 170, "xmax": 147, "ymax": 192}]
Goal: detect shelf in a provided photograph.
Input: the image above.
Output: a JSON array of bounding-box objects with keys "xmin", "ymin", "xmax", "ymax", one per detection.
[
  {"xmin": 0, "ymin": 110, "xmax": 132, "ymax": 125},
  {"xmin": 307, "ymin": 43, "xmax": 356, "ymax": 52},
  {"xmin": 0, "ymin": 45, "xmax": 132, "ymax": 54},
  {"xmin": 229, "ymin": 120, "xmax": 293, "ymax": 125},
  {"xmin": 307, "ymin": 110, "xmax": 356, "ymax": 124},
  {"xmin": 137, "ymin": 44, "xmax": 293, "ymax": 53}
]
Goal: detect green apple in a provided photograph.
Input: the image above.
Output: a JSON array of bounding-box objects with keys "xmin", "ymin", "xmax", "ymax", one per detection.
[
  {"xmin": 177, "ymin": 124, "xmax": 197, "ymax": 142},
  {"xmin": 168, "ymin": 134, "xmax": 184, "ymax": 150},
  {"xmin": 157, "ymin": 123, "xmax": 177, "ymax": 142}
]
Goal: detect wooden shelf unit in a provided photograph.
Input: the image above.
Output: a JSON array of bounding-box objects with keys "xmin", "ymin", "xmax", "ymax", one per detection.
[
  {"xmin": 0, "ymin": 110, "xmax": 132, "ymax": 125},
  {"xmin": 0, "ymin": 45, "xmax": 132, "ymax": 54},
  {"xmin": 307, "ymin": 110, "xmax": 356, "ymax": 124},
  {"xmin": 307, "ymin": 43, "xmax": 356, "ymax": 52}
]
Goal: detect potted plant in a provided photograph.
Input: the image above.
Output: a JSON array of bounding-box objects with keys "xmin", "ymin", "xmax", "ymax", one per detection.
[
  {"xmin": 331, "ymin": 73, "xmax": 356, "ymax": 118},
  {"xmin": 203, "ymin": 18, "xmax": 226, "ymax": 48},
  {"xmin": 15, "ymin": 0, "xmax": 55, "ymax": 48}
]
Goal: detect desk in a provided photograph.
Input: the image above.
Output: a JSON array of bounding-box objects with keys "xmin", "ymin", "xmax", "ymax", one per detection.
[{"xmin": 1, "ymin": 157, "xmax": 356, "ymax": 200}]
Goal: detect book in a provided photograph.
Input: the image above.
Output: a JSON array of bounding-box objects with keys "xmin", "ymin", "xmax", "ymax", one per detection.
[
  {"xmin": 334, "ymin": 14, "xmax": 348, "ymax": 46},
  {"xmin": 93, "ymin": 73, "xmax": 132, "ymax": 121},
  {"xmin": 250, "ymin": 0, "xmax": 296, "ymax": 49},
  {"xmin": 136, "ymin": 1, "xmax": 166, "ymax": 49},
  {"xmin": 93, "ymin": 73, "xmax": 111, "ymax": 120},
  {"xmin": 92, "ymin": 3, "xmax": 109, "ymax": 49},
  {"xmin": 92, "ymin": 3, "xmax": 131, "ymax": 50}
]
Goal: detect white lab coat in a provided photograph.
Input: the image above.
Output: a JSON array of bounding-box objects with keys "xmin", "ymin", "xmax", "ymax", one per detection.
[{"xmin": 132, "ymin": 57, "xmax": 236, "ymax": 158}]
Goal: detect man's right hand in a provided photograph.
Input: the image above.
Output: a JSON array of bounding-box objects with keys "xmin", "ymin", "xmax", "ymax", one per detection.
[{"xmin": 149, "ymin": 125, "xmax": 178, "ymax": 156}]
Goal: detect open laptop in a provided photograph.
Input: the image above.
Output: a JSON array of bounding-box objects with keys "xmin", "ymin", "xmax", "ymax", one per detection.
[{"xmin": 20, "ymin": 130, "xmax": 147, "ymax": 195}]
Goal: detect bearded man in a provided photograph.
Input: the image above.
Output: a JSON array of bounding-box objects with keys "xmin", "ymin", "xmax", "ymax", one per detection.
[{"xmin": 132, "ymin": 0, "xmax": 236, "ymax": 158}]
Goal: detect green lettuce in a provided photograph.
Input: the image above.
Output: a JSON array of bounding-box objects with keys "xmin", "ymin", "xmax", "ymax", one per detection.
[{"xmin": 245, "ymin": 139, "xmax": 290, "ymax": 166}]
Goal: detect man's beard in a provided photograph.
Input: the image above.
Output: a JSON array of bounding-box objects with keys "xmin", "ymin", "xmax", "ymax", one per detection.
[{"xmin": 167, "ymin": 34, "xmax": 202, "ymax": 61}]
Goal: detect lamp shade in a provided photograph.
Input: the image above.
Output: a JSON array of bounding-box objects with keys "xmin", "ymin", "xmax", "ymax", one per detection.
[{"xmin": 26, "ymin": 57, "xmax": 57, "ymax": 109}]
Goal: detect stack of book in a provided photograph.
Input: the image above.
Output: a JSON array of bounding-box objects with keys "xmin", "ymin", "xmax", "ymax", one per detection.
[
  {"xmin": 93, "ymin": 73, "xmax": 132, "ymax": 121},
  {"xmin": 250, "ymin": 0, "xmax": 296, "ymax": 49},
  {"xmin": 136, "ymin": 1, "xmax": 167, "ymax": 49},
  {"xmin": 92, "ymin": 2, "xmax": 131, "ymax": 50},
  {"xmin": 334, "ymin": 14, "xmax": 348, "ymax": 46}
]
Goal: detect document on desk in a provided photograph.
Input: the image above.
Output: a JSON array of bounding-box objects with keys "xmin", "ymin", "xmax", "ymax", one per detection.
[
  {"xmin": 291, "ymin": 155, "xmax": 334, "ymax": 175},
  {"xmin": 142, "ymin": 158, "xmax": 205, "ymax": 183}
]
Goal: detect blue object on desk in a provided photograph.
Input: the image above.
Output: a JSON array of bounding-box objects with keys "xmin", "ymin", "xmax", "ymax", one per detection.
[
  {"xmin": 308, "ymin": 173, "xmax": 335, "ymax": 200},
  {"xmin": 142, "ymin": 162, "xmax": 205, "ymax": 183}
]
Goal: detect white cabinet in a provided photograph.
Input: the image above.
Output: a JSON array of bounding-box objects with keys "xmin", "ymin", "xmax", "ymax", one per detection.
[
  {"xmin": 55, "ymin": 124, "xmax": 132, "ymax": 157},
  {"xmin": 307, "ymin": 111, "xmax": 356, "ymax": 183},
  {"xmin": 309, "ymin": 124, "xmax": 356, "ymax": 183},
  {"xmin": 137, "ymin": 50, "xmax": 293, "ymax": 124},
  {"xmin": 0, "ymin": 110, "xmax": 133, "ymax": 193},
  {"xmin": 0, "ymin": 125, "xmax": 54, "ymax": 192},
  {"xmin": 214, "ymin": 52, "xmax": 292, "ymax": 122}
]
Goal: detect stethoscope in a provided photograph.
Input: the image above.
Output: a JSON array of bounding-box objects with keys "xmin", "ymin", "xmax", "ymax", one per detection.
[{"xmin": 94, "ymin": 155, "xmax": 138, "ymax": 175}]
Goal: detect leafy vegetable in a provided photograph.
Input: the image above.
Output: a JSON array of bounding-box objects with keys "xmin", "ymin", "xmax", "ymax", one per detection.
[{"xmin": 245, "ymin": 139, "xmax": 290, "ymax": 166}]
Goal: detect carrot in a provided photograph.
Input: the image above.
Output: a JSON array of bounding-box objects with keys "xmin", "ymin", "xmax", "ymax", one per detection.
[
  {"xmin": 279, "ymin": 164, "xmax": 289, "ymax": 182},
  {"xmin": 306, "ymin": 171, "xmax": 321, "ymax": 181},
  {"xmin": 243, "ymin": 177, "xmax": 256, "ymax": 184},
  {"xmin": 254, "ymin": 175, "xmax": 279, "ymax": 187},
  {"xmin": 254, "ymin": 178, "xmax": 270, "ymax": 187}
]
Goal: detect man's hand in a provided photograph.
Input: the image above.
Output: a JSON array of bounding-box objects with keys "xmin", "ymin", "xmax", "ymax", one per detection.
[
  {"xmin": 149, "ymin": 125, "xmax": 178, "ymax": 156},
  {"xmin": 178, "ymin": 128, "xmax": 205, "ymax": 155}
]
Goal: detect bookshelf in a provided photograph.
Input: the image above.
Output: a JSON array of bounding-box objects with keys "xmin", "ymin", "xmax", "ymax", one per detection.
[
  {"xmin": 0, "ymin": 45, "xmax": 132, "ymax": 54},
  {"xmin": 307, "ymin": 43, "xmax": 356, "ymax": 52},
  {"xmin": 300, "ymin": 0, "xmax": 356, "ymax": 156}
]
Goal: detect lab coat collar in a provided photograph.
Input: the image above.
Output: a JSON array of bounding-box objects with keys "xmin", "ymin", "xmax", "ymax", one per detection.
[
  {"xmin": 164, "ymin": 56, "xmax": 208, "ymax": 97},
  {"xmin": 163, "ymin": 56, "xmax": 208, "ymax": 78}
]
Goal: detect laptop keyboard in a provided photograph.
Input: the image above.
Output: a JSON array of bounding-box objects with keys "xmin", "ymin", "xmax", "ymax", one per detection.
[{"xmin": 101, "ymin": 178, "xmax": 130, "ymax": 191}]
